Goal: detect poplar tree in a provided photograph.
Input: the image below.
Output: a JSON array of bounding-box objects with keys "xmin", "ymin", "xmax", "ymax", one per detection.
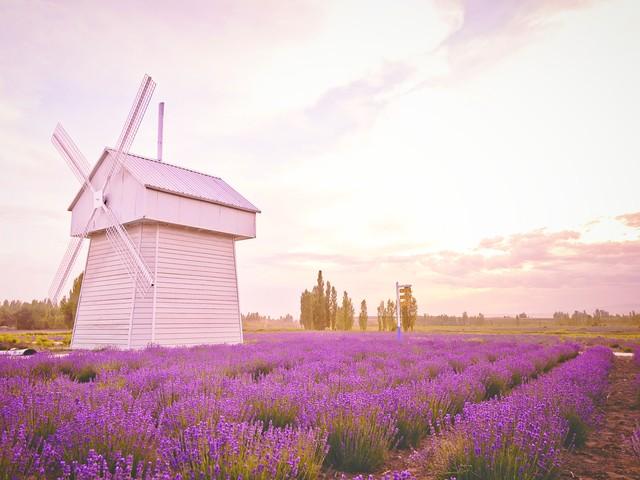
[
  {"xmin": 313, "ymin": 270, "xmax": 327, "ymax": 329},
  {"xmin": 341, "ymin": 291, "xmax": 355, "ymax": 331},
  {"xmin": 325, "ymin": 281, "xmax": 332, "ymax": 329},
  {"xmin": 385, "ymin": 299, "xmax": 396, "ymax": 331},
  {"xmin": 330, "ymin": 286, "xmax": 338, "ymax": 330},
  {"xmin": 377, "ymin": 301, "xmax": 384, "ymax": 331},
  {"xmin": 359, "ymin": 299, "xmax": 368, "ymax": 331},
  {"xmin": 300, "ymin": 290, "xmax": 314, "ymax": 330},
  {"xmin": 400, "ymin": 295, "xmax": 418, "ymax": 331},
  {"xmin": 335, "ymin": 306, "xmax": 344, "ymax": 330}
]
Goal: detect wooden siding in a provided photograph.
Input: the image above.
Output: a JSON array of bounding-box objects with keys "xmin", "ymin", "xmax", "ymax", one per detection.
[
  {"xmin": 153, "ymin": 225, "xmax": 242, "ymax": 346},
  {"xmin": 128, "ymin": 223, "xmax": 157, "ymax": 348},
  {"xmin": 70, "ymin": 150, "xmax": 257, "ymax": 239},
  {"xmin": 71, "ymin": 221, "xmax": 242, "ymax": 349},
  {"xmin": 144, "ymin": 189, "xmax": 256, "ymax": 239},
  {"xmin": 70, "ymin": 161, "xmax": 147, "ymax": 237},
  {"xmin": 71, "ymin": 229, "xmax": 135, "ymax": 349}
]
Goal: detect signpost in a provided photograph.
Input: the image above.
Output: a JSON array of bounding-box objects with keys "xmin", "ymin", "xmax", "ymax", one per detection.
[{"xmin": 395, "ymin": 282, "xmax": 412, "ymax": 340}]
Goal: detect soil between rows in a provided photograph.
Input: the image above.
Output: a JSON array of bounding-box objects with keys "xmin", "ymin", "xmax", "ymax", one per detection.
[{"xmin": 559, "ymin": 356, "xmax": 640, "ymax": 480}]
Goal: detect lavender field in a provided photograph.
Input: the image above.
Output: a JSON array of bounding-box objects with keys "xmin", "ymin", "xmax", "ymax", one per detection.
[{"xmin": 0, "ymin": 334, "xmax": 613, "ymax": 479}]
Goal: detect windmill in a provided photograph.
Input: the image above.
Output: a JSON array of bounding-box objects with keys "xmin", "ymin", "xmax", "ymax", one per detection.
[{"xmin": 50, "ymin": 75, "xmax": 259, "ymax": 349}]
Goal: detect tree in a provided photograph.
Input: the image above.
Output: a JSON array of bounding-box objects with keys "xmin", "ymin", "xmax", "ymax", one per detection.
[
  {"xmin": 330, "ymin": 286, "xmax": 338, "ymax": 330},
  {"xmin": 300, "ymin": 289, "xmax": 314, "ymax": 329},
  {"xmin": 359, "ymin": 300, "xmax": 368, "ymax": 331},
  {"xmin": 14, "ymin": 305, "xmax": 35, "ymax": 330},
  {"xmin": 377, "ymin": 301, "xmax": 384, "ymax": 331},
  {"xmin": 325, "ymin": 281, "xmax": 332, "ymax": 329},
  {"xmin": 59, "ymin": 273, "xmax": 83, "ymax": 329},
  {"xmin": 553, "ymin": 311, "xmax": 570, "ymax": 325},
  {"xmin": 337, "ymin": 291, "xmax": 354, "ymax": 330},
  {"xmin": 384, "ymin": 299, "xmax": 396, "ymax": 331},
  {"xmin": 400, "ymin": 296, "xmax": 417, "ymax": 331},
  {"xmin": 313, "ymin": 271, "xmax": 327, "ymax": 330}
]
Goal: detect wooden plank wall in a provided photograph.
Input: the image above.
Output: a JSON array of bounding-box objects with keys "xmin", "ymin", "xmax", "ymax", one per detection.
[
  {"xmin": 71, "ymin": 229, "xmax": 135, "ymax": 349},
  {"xmin": 129, "ymin": 223, "xmax": 157, "ymax": 348},
  {"xmin": 72, "ymin": 221, "xmax": 242, "ymax": 349},
  {"xmin": 153, "ymin": 224, "xmax": 242, "ymax": 346}
]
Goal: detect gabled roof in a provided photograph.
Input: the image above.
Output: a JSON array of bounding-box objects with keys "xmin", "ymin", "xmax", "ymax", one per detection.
[{"xmin": 68, "ymin": 149, "xmax": 260, "ymax": 213}]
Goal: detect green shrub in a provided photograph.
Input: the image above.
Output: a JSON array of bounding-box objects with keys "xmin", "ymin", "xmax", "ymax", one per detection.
[
  {"xmin": 251, "ymin": 397, "xmax": 299, "ymax": 429},
  {"xmin": 30, "ymin": 362, "xmax": 57, "ymax": 381},
  {"xmin": 325, "ymin": 410, "xmax": 396, "ymax": 472},
  {"xmin": 484, "ymin": 374, "xmax": 508, "ymax": 400},
  {"xmin": 59, "ymin": 363, "xmax": 97, "ymax": 383},
  {"xmin": 564, "ymin": 411, "xmax": 589, "ymax": 448}
]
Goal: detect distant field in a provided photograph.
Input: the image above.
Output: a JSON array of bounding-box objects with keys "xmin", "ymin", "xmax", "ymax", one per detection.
[
  {"xmin": 411, "ymin": 323, "xmax": 640, "ymax": 341},
  {"xmin": 0, "ymin": 330, "xmax": 71, "ymax": 351},
  {"xmin": 2, "ymin": 321, "xmax": 639, "ymax": 352}
]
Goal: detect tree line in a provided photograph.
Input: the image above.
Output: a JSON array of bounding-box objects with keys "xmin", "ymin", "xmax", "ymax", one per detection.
[
  {"xmin": 415, "ymin": 310, "xmax": 640, "ymax": 327},
  {"xmin": 300, "ymin": 271, "xmax": 367, "ymax": 331},
  {"xmin": 0, "ymin": 274, "xmax": 83, "ymax": 330},
  {"xmin": 241, "ymin": 312, "xmax": 295, "ymax": 323},
  {"xmin": 553, "ymin": 309, "xmax": 640, "ymax": 326},
  {"xmin": 376, "ymin": 296, "xmax": 418, "ymax": 331},
  {"xmin": 299, "ymin": 271, "xmax": 418, "ymax": 332}
]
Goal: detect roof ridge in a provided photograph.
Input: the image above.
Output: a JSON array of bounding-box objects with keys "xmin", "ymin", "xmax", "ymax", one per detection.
[{"xmin": 105, "ymin": 147, "xmax": 223, "ymax": 181}]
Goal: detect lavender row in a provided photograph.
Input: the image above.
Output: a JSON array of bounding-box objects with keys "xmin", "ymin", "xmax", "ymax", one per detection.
[
  {"xmin": 427, "ymin": 345, "xmax": 614, "ymax": 480},
  {"xmin": 0, "ymin": 334, "xmax": 578, "ymax": 478},
  {"xmin": 633, "ymin": 345, "xmax": 640, "ymax": 460}
]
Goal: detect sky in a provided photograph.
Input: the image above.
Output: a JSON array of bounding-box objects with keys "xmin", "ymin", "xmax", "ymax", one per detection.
[{"xmin": 0, "ymin": 0, "xmax": 639, "ymax": 317}]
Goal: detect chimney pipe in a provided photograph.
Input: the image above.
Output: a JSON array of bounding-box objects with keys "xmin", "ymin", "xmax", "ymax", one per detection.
[{"xmin": 157, "ymin": 102, "xmax": 165, "ymax": 162}]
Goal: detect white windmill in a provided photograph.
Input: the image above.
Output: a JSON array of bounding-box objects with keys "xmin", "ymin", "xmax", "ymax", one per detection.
[{"xmin": 50, "ymin": 75, "xmax": 259, "ymax": 349}]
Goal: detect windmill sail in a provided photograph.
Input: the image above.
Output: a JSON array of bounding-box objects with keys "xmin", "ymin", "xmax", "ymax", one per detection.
[
  {"xmin": 103, "ymin": 75, "xmax": 156, "ymax": 188},
  {"xmin": 52, "ymin": 124, "xmax": 92, "ymax": 185},
  {"xmin": 48, "ymin": 236, "xmax": 85, "ymax": 304},
  {"xmin": 48, "ymin": 76, "xmax": 158, "ymax": 303}
]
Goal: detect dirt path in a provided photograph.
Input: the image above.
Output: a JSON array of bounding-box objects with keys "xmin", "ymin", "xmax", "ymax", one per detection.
[{"xmin": 560, "ymin": 356, "xmax": 640, "ymax": 480}]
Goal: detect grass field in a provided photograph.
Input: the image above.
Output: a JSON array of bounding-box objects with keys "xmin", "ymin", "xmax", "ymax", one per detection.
[
  {"xmin": 412, "ymin": 324, "xmax": 640, "ymax": 341},
  {"xmin": 0, "ymin": 330, "xmax": 71, "ymax": 351},
  {"xmin": 2, "ymin": 321, "xmax": 639, "ymax": 353}
]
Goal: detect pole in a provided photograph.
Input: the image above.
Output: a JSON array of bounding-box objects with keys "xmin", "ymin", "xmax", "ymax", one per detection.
[
  {"xmin": 395, "ymin": 281, "xmax": 402, "ymax": 340},
  {"xmin": 157, "ymin": 102, "xmax": 165, "ymax": 161}
]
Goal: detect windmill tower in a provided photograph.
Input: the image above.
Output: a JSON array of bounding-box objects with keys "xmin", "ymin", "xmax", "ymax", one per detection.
[{"xmin": 49, "ymin": 75, "xmax": 259, "ymax": 349}]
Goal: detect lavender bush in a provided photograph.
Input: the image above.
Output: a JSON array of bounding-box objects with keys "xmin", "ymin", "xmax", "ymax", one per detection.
[
  {"xmin": 631, "ymin": 424, "xmax": 640, "ymax": 460},
  {"xmin": 631, "ymin": 345, "xmax": 640, "ymax": 462},
  {"xmin": 0, "ymin": 333, "xmax": 581, "ymax": 478},
  {"xmin": 633, "ymin": 344, "xmax": 640, "ymax": 408},
  {"xmin": 429, "ymin": 346, "xmax": 613, "ymax": 480}
]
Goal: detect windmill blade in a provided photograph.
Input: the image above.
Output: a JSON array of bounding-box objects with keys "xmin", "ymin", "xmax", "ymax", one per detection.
[
  {"xmin": 50, "ymin": 206, "xmax": 152, "ymax": 304},
  {"xmin": 51, "ymin": 124, "xmax": 94, "ymax": 187},
  {"xmin": 49, "ymin": 208, "xmax": 99, "ymax": 303},
  {"xmin": 115, "ymin": 74, "xmax": 156, "ymax": 153},
  {"xmin": 48, "ymin": 236, "xmax": 85, "ymax": 304},
  {"xmin": 103, "ymin": 74, "xmax": 156, "ymax": 189},
  {"xmin": 104, "ymin": 226, "xmax": 153, "ymax": 297},
  {"xmin": 101, "ymin": 205, "xmax": 154, "ymax": 296}
]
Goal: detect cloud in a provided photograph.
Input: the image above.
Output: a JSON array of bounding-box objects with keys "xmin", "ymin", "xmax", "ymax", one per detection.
[
  {"xmin": 443, "ymin": 0, "xmax": 593, "ymax": 46},
  {"xmin": 267, "ymin": 213, "xmax": 640, "ymax": 292},
  {"xmin": 616, "ymin": 211, "xmax": 640, "ymax": 228},
  {"xmin": 433, "ymin": 0, "xmax": 597, "ymax": 80},
  {"xmin": 217, "ymin": 62, "xmax": 414, "ymax": 162},
  {"xmin": 419, "ymin": 227, "xmax": 640, "ymax": 289}
]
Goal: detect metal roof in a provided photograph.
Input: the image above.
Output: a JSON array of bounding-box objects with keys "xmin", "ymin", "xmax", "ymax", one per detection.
[{"xmin": 69, "ymin": 149, "xmax": 260, "ymax": 213}]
